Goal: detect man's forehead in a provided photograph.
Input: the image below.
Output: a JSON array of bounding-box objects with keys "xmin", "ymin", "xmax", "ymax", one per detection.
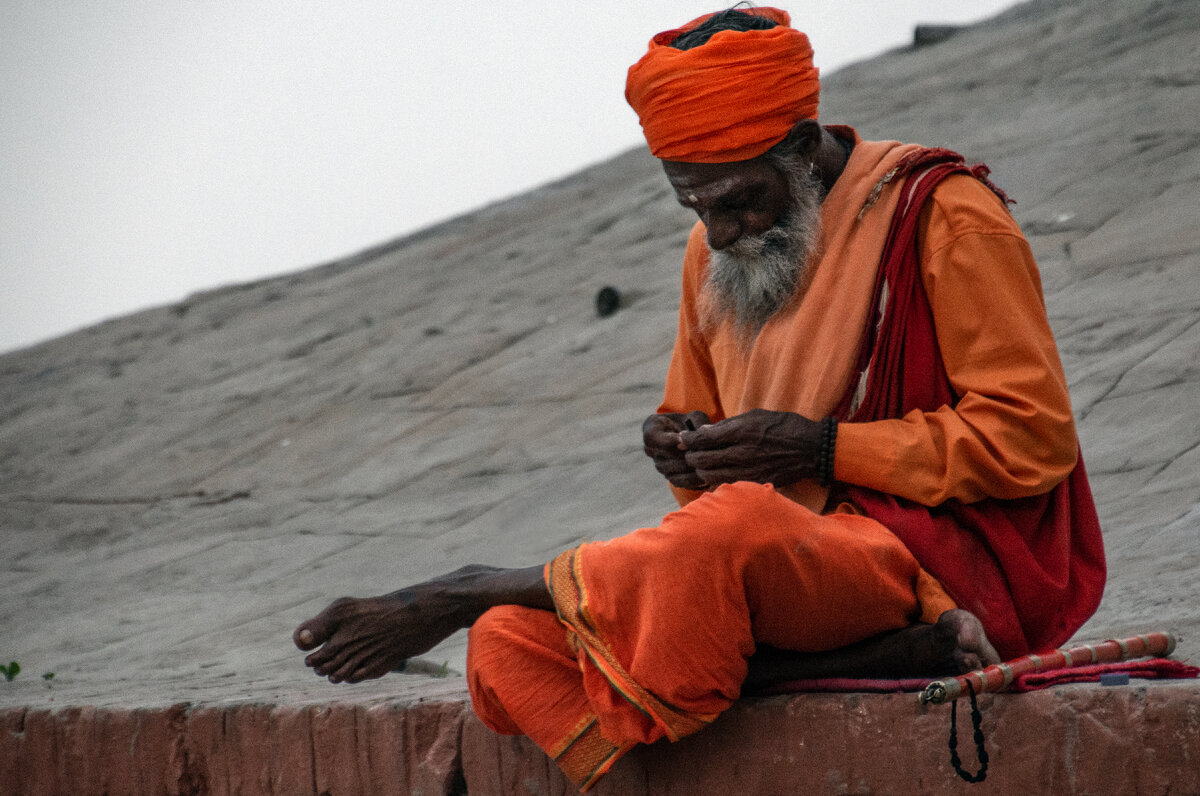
[{"xmin": 663, "ymin": 159, "xmax": 774, "ymax": 200}]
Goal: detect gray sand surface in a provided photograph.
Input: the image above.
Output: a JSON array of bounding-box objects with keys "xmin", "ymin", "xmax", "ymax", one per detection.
[{"xmin": 2, "ymin": 0, "xmax": 1198, "ymax": 710}]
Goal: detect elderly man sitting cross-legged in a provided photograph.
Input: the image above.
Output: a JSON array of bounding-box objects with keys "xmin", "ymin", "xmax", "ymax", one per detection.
[{"xmin": 294, "ymin": 7, "xmax": 1105, "ymax": 792}]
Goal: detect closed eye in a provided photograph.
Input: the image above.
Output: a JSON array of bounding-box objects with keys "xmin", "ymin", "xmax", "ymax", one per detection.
[{"xmin": 718, "ymin": 187, "xmax": 763, "ymax": 212}]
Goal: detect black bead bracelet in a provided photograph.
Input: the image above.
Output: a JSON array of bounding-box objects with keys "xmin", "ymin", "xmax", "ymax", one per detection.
[{"xmin": 819, "ymin": 416, "xmax": 838, "ymax": 487}]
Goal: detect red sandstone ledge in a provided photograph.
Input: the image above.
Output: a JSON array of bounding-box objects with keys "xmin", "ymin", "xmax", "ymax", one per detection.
[{"xmin": 3, "ymin": 683, "xmax": 1199, "ymax": 795}]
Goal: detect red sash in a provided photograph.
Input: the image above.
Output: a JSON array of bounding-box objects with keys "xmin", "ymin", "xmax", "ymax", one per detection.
[{"xmin": 834, "ymin": 149, "xmax": 1107, "ymax": 658}]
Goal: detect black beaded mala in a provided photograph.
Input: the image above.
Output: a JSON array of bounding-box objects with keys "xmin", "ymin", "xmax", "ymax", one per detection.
[{"xmin": 948, "ymin": 681, "xmax": 989, "ymax": 783}]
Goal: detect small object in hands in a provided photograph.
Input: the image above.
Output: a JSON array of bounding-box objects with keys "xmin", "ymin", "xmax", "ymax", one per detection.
[
  {"xmin": 683, "ymin": 417, "xmax": 696, "ymax": 431},
  {"xmin": 596, "ymin": 286, "xmax": 621, "ymax": 317},
  {"xmin": 1100, "ymin": 672, "xmax": 1130, "ymax": 686}
]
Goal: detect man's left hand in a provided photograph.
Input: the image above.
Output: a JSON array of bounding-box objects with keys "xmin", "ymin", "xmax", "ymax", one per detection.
[{"xmin": 679, "ymin": 408, "xmax": 822, "ymax": 487}]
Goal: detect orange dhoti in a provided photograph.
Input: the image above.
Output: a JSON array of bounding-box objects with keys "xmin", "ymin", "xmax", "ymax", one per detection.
[{"xmin": 467, "ymin": 481, "xmax": 954, "ymax": 791}]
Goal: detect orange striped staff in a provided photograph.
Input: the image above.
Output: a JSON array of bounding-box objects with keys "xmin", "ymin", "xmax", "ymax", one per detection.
[
  {"xmin": 922, "ymin": 632, "xmax": 1179, "ymax": 783},
  {"xmin": 919, "ymin": 631, "xmax": 1177, "ymax": 706}
]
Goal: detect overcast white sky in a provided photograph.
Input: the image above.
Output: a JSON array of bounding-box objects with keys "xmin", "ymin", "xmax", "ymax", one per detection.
[{"xmin": 1, "ymin": 1, "xmax": 1017, "ymax": 354}]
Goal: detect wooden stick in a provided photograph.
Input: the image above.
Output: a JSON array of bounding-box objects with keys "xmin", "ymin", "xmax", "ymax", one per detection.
[{"xmin": 919, "ymin": 631, "xmax": 1177, "ymax": 705}]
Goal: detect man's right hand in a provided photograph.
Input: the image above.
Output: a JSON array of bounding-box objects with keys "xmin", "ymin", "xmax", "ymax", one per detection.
[{"xmin": 642, "ymin": 411, "xmax": 712, "ymax": 490}]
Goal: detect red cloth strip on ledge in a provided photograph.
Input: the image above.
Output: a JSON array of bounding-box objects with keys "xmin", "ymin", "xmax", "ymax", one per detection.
[
  {"xmin": 758, "ymin": 659, "xmax": 1198, "ymax": 697},
  {"xmin": 1009, "ymin": 658, "xmax": 1199, "ymax": 692}
]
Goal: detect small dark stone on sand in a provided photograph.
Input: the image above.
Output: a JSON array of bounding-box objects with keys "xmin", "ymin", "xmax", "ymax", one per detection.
[
  {"xmin": 596, "ymin": 286, "xmax": 621, "ymax": 317},
  {"xmin": 913, "ymin": 24, "xmax": 960, "ymax": 48}
]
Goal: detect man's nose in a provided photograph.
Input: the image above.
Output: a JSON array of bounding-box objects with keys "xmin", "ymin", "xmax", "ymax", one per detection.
[{"xmin": 704, "ymin": 213, "xmax": 742, "ymax": 251}]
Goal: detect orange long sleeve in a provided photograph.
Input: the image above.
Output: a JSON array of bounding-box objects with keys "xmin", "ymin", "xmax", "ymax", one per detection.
[{"xmin": 834, "ymin": 174, "xmax": 1078, "ymax": 505}]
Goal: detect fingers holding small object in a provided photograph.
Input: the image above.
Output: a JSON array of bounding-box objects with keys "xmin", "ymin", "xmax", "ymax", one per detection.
[
  {"xmin": 684, "ymin": 444, "xmax": 757, "ymax": 471},
  {"xmin": 643, "ymin": 417, "xmax": 686, "ymax": 455},
  {"xmin": 644, "ymin": 435, "xmax": 684, "ymax": 458},
  {"xmin": 654, "ymin": 454, "xmax": 706, "ymax": 489},
  {"xmin": 680, "ymin": 420, "xmax": 734, "ymax": 450},
  {"xmin": 645, "ymin": 412, "xmax": 709, "ymax": 439},
  {"xmin": 643, "ymin": 413, "xmax": 683, "ymax": 435},
  {"xmin": 652, "ymin": 455, "xmax": 693, "ymax": 477},
  {"xmin": 686, "ymin": 447, "xmax": 778, "ymax": 486}
]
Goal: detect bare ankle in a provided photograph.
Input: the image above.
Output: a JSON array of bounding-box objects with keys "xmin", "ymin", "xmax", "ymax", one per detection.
[{"xmin": 401, "ymin": 564, "xmax": 552, "ymax": 627}]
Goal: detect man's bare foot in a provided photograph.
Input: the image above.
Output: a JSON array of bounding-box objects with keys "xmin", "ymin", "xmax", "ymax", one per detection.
[
  {"xmin": 922, "ymin": 609, "xmax": 1002, "ymax": 675},
  {"xmin": 744, "ymin": 609, "xmax": 1001, "ymax": 692},
  {"xmin": 293, "ymin": 587, "xmax": 464, "ymax": 684},
  {"xmin": 294, "ymin": 564, "xmax": 551, "ymax": 684}
]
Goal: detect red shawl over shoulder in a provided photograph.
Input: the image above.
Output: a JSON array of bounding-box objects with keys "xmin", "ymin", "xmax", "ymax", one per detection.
[{"xmin": 834, "ymin": 150, "xmax": 1107, "ymax": 658}]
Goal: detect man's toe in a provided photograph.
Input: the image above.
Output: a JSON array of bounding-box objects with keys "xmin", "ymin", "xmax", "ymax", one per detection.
[
  {"xmin": 294, "ymin": 624, "xmax": 318, "ymax": 650},
  {"xmin": 294, "ymin": 600, "xmax": 350, "ymax": 650},
  {"xmin": 296, "ymin": 619, "xmax": 331, "ymax": 651}
]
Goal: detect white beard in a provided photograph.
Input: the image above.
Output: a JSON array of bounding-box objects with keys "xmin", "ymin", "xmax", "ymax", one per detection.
[{"xmin": 699, "ymin": 160, "xmax": 824, "ymax": 345}]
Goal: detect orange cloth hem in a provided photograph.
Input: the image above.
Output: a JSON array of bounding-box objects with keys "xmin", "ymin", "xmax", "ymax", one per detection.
[{"xmin": 547, "ymin": 548, "xmax": 717, "ymax": 743}]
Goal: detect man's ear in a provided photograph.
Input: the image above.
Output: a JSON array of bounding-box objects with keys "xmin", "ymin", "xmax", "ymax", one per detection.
[{"xmin": 783, "ymin": 118, "xmax": 823, "ymax": 160}]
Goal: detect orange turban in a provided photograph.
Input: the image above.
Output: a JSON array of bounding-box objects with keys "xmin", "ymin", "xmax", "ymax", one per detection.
[{"xmin": 625, "ymin": 7, "xmax": 819, "ymax": 163}]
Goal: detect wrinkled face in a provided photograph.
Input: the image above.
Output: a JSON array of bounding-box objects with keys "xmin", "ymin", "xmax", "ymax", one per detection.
[
  {"xmin": 664, "ymin": 153, "xmax": 824, "ymax": 343},
  {"xmin": 664, "ymin": 158, "xmax": 792, "ymax": 252}
]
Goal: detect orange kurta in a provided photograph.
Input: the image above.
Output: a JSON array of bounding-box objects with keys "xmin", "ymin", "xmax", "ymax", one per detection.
[{"xmin": 660, "ymin": 130, "xmax": 1078, "ymax": 511}]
